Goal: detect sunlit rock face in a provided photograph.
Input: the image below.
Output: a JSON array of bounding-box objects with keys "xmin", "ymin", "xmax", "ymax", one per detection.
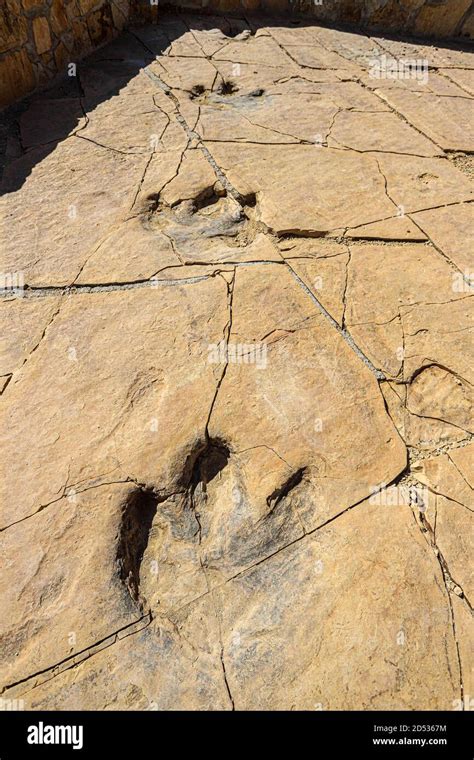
[{"xmin": 0, "ymin": 14, "xmax": 472, "ymax": 711}]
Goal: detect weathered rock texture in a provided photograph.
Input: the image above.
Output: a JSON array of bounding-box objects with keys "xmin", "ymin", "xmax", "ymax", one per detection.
[
  {"xmin": 0, "ymin": 14, "xmax": 472, "ymax": 711},
  {"xmin": 1, "ymin": 1, "xmax": 473, "ymax": 108},
  {"xmin": 167, "ymin": 0, "xmax": 474, "ymax": 40}
]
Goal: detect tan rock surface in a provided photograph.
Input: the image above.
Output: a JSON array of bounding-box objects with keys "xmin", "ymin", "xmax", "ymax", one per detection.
[
  {"xmin": 3, "ymin": 499, "xmax": 461, "ymax": 710},
  {"xmin": 0, "ymin": 139, "xmax": 160, "ymax": 287},
  {"xmin": 450, "ymin": 443, "xmax": 474, "ymax": 489},
  {"xmin": 343, "ymin": 244, "xmax": 471, "ymax": 377},
  {"xmin": 345, "ymin": 216, "xmax": 427, "ymax": 241},
  {"xmin": 285, "ymin": 250, "xmax": 349, "ymax": 324},
  {"xmin": 371, "ymin": 39, "xmax": 474, "ymax": 69},
  {"xmin": 451, "ymin": 594, "xmax": 473, "ymax": 703},
  {"xmin": 373, "ymin": 153, "xmax": 474, "ymax": 212},
  {"xmin": 411, "ymin": 448, "xmax": 473, "ymax": 610},
  {"xmin": 1, "ymin": 14, "xmax": 472, "ymax": 712},
  {"xmin": 411, "ymin": 203, "xmax": 474, "ymax": 272},
  {"xmin": 0, "ymin": 296, "xmax": 61, "ymax": 384},
  {"xmin": 375, "ymin": 88, "xmax": 474, "ymax": 152},
  {"xmin": 208, "ymin": 143, "xmax": 397, "ymax": 233},
  {"xmin": 1, "ymin": 484, "xmax": 144, "ymax": 689},
  {"xmin": 212, "ymin": 35, "xmax": 295, "ymax": 68},
  {"xmin": 0, "ymin": 280, "xmax": 229, "ymax": 530},
  {"xmin": 208, "ymin": 265, "xmax": 406, "ymax": 536},
  {"xmin": 328, "ymin": 109, "xmax": 442, "ymax": 156},
  {"xmin": 413, "ymin": 447, "xmax": 473, "ymax": 509},
  {"xmin": 441, "ymin": 68, "xmax": 474, "ymax": 96}
]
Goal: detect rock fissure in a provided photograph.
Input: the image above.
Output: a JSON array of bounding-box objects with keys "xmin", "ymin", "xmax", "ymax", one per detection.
[{"xmin": 1, "ymin": 12, "xmax": 472, "ymax": 712}]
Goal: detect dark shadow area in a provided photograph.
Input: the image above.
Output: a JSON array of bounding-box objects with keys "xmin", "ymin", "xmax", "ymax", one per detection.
[
  {"xmin": 266, "ymin": 466, "xmax": 306, "ymax": 510},
  {"xmin": 180, "ymin": 436, "xmax": 231, "ymax": 493},
  {"xmin": 0, "ymin": 10, "xmax": 472, "ymax": 194},
  {"xmin": 117, "ymin": 486, "xmax": 159, "ymax": 605},
  {"xmin": 0, "ymin": 29, "xmax": 158, "ymax": 194}
]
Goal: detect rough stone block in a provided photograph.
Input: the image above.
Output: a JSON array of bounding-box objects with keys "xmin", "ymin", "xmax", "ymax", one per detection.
[
  {"xmin": 414, "ymin": 0, "xmax": 472, "ymax": 37},
  {"xmin": 0, "ymin": 1, "xmax": 28, "ymax": 54},
  {"xmin": 111, "ymin": 0, "xmax": 130, "ymax": 29},
  {"xmin": 86, "ymin": 3, "xmax": 115, "ymax": 46},
  {"xmin": 50, "ymin": 0, "xmax": 70, "ymax": 36},
  {"xmin": 79, "ymin": 0, "xmax": 101, "ymax": 12},
  {"xmin": 71, "ymin": 18, "xmax": 92, "ymax": 55},
  {"xmin": 54, "ymin": 39, "xmax": 71, "ymax": 71},
  {"xmin": 21, "ymin": 0, "xmax": 46, "ymax": 11},
  {"xmin": 32, "ymin": 16, "xmax": 52, "ymax": 55}
]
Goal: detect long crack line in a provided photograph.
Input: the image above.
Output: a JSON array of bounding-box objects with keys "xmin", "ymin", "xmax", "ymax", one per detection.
[
  {"xmin": 284, "ymin": 260, "xmax": 386, "ymax": 380},
  {"xmin": 1, "ymin": 612, "xmax": 152, "ymax": 697}
]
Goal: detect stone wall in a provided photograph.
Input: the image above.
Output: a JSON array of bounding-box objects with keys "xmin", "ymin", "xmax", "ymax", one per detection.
[
  {"xmin": 166, "ymin": 0, "xmax": 474, "ymax": 40},
  {"xmin": 1, "ymin": 0, "xmax": 472, "ymax": 110},
  {"xmin": 0, "ymin": 1, "xmax": 159, "ymax": 109}
]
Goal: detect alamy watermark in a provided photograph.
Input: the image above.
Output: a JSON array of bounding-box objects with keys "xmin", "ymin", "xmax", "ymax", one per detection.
[
  {"xmin": 27, "ymin": 722, "xmax": 83, "ymax": 750},
  {"xmin": 453, "ymin": 694, "xmax": 474, "ymax": 710},
  {"xmin": 368, "ymin": 54, "xmax": 429, "ymax": 85},
  {"xmin": 0, "ymin": 271, "xmax": 24, "ymax": 297},
  {"xmin": 369, "ymin": 482, "xmax": 429, "ymax": 510},
  {"xmin": 0, "ymin": 697, "xmax": 25, "ymax": 710},
  {"xmin": 208, "ymin": 340, "xmax": 267, "ymax": 369},
  {"xmin": 452, "ymin": 270, "xmax": 474, "ymax": 293}
]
